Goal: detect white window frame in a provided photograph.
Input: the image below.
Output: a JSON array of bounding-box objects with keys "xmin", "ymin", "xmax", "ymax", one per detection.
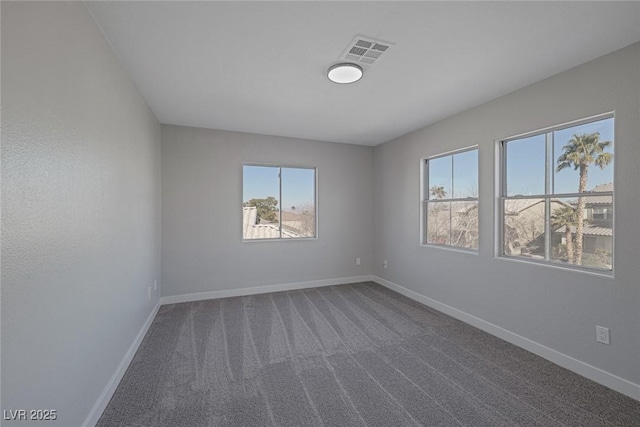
[
  {"xmin": 242, "ymin": 163, "xmax": 318, "ymax": 242},
  {"xmin": 497, "ymin": 112, "xmax": 614, "ymax": 274},
  {"xmin": 420, "ymin": 146, "xmax": 479, "ymax": 252}
]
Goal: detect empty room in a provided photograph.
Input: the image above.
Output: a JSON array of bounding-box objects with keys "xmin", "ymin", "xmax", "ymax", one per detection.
[{"xmin": 2, "ymin": 1, "xmax": 640, "ymax": 426}]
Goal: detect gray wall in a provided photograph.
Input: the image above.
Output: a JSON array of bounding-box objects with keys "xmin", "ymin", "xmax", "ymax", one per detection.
[
  {"xmin": 373, "ymin": 43, "xmax": 640, "ymax": 386},
  {"xmin": 1, "ymin": 2, "xmax": 161, "ymax": 426},
  {"xmin": 161, "ymin": 125, "xmax": 373, "ymax": 297}
]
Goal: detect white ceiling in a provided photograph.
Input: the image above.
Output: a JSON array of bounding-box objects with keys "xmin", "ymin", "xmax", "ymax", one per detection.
[{"xmin": 86, "ymin": 1, "xmax": 640, "ymax": 146}]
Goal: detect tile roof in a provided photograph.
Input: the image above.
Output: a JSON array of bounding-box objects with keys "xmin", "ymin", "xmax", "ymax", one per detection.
[
  {"xmin": 554, "ymin": 224, "xmax": 612, "ymax": 237},
  {"xmin": 592, "ymin": 182, "xmax": 613, "ymax": 192},
  {"xmin": 580, "ymin": 183, "xmax": 613, "ymax": 205},
  {"xmin": 583, "ymin": 195, "xmax": 612, "ymax": 205},
  {"xmin": 242, "ymin": 207, "xmax": 301, "ymax": 239}
]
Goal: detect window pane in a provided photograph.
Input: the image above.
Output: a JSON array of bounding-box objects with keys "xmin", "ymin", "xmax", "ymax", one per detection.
[
  {"xmin": 553, "ymin": 117, "xmax": 614, "ymax": 194},
  {"xmin": 428, "ymin": 156, "xmax": 451, "ymax": 200},
  {"xmin": 427, "ymin": 201, "xmax": 450, "ymax": 245},
  {"xmin": 503, "ymin": 198, "xmax": 546, "ymax": 259},
  {"xmin": 451, "ymin": 201, "xmax": 478, "ymax": 249},
  {"xmin": 452, "ymin": 150, "xmax": 478, "ymax": 198},
  {"xmin": 505, "ymin": 134, "xmax": 546, "ymax": 196},
  {"xmin": 550, "ymin": 195, "xmax": 612, "ymax": 270},
  {"xmin": 281, "ymin": 167, "xmax": 316, "ymax": 238},
  {"xmin": 243, "ymin": 165, "xmax": 280, "ymax": 239}
]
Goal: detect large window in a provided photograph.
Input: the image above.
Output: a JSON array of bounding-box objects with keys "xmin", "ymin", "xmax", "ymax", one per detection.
[
  {"xmin": 422, "ymin": 147, "xmax": 478, "ymax": 250},
  {"xmin": 500, "ymin": 114, "xmax": 614, "ymax": 272},
  {"xmin": 242, "ymin": 164, "xmax": 316, "ymax": 240}
]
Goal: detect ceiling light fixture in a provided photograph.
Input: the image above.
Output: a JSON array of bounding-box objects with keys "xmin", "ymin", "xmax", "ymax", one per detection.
[{"xmin": 327, "ymin": 63, "xmax": 363, "ymax": 84}]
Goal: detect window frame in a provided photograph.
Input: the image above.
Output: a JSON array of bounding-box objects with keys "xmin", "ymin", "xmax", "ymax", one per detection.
[
  {"xmin": 242, "ymin": 162, "xmax": 318, "ymax": 242},
  {"xmin": 420, "ymin": 145, "xmax": 479, "ymax": 252},
  {"xmin": 497, "ymin": 112, "xmax": 615, "ymax": 275},
  {"xmin": 592, "ymin": 207, "xmax": 608, "ymax": 221}
]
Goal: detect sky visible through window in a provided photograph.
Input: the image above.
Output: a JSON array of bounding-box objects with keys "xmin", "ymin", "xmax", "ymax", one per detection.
[
  {"xmin": 506, "ymin": 117, "xmax": 614, "ymax": 196},
  {"xmin": 428, "ymin": 149, "xmax": 478, "ymax": 199},
  {"xmin": 243, "ymin": 165, "xmax": 315, "ymax": 210}
]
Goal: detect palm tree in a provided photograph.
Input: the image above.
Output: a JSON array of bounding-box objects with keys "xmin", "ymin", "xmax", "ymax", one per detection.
[
  {"xmin": 556, "ymin": 132, "xmax": 612, "ymax": 265},
  {"xmin": 429, "ymin": 185, "xmax": 447, "ymax": 199},
  {"xmin": 551, "ymin": 206, "xmax": 577, "ymax": 263}
]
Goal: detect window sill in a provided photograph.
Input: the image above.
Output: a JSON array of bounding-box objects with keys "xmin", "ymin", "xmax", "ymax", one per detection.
[
  {"xmin": 242, "ymin": 237, "xmax": 318, "ymax": 243},
  {"xmin": 420, "ymin": 243, "xmax": 479, "ymax": 255},
  {"xmin": 496, "ymin": 255, "xmax": 614, "ymax": 278}
]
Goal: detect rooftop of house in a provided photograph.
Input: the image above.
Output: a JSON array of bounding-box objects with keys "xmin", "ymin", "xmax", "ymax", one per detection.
[
  {"xmin": 582, "ymin": 182, "xmax": 613, "ymax": 205},
  {"xmin": 242, "ymin": 207, "xmax": 301, "ymax": 239},
  {"xmin": 555, "ymin": 224, "xmax": 613, "ymax": 237}
]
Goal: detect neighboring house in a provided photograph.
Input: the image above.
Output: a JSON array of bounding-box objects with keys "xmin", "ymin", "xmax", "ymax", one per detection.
[
  {"xmin": 502, "ymin": 183, "xmax": 613, "ymax": 266},
  {"xmin": 554, "ymin": 182, "xmax": 613, "ymax": 256},
  {"xmin": 242, "ymin": 207, "xmax": 301, "ymax": 239}
]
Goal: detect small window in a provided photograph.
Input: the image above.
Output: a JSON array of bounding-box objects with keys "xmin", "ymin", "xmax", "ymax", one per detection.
[
  {"xmin": 592, "ymin": 208, "xmax": 608, "ymax": 221},
  {"xmin": 243, "ymin": 164, "xmax": 316, "ymax": 240},
  {"xmin": 422, "ymin": 147, "xmax": 478, "ymax": 250},
  {"xmin": 500, "ymin": 114, "xmax": 614, "ymax": 272}
]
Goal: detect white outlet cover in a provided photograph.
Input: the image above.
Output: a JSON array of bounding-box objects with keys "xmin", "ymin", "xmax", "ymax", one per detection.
[{"xmin": 596, "ymin": 326, "xmax": 610, "ymax": 344}]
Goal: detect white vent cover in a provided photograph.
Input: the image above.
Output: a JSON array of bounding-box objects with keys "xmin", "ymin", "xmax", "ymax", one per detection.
[{"xmin": 340, "ymin": 35, "xmax": 393, "ymax": 65}]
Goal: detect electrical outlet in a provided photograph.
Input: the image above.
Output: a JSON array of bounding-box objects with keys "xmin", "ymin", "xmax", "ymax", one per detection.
[
  {"xmin": 356, "ymin": 258, "xmax": 361, "ymax": 266},
  {"xmin": 596, "ymin": 326, "xmax": 610, "ymax": 345},
  {"xmin": 383, "ymin": 260, "xmax": 388, "ymax": 269},
  {"xmin": 154, "ymin": 280, "xmax": 157, "ymax": 291},
  {"xmin": 147, "ymin": 286, "xmax": 151, "ymax": 300}
]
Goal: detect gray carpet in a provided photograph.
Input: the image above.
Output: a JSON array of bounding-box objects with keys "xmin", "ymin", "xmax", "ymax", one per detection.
[{"xmin": 98, "ymin": 282, "xmax": 640, "ymax": 426}]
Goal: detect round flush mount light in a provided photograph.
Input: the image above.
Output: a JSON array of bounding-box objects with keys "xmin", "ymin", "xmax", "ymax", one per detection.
[{"xmin": 327, "ymin": 63, "xmax": 363, "ymax": 84}]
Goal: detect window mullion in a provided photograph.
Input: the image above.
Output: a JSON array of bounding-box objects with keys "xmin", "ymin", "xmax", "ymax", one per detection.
[
  {"xmin": 544, "ymin": 198, "xmax": 551, "ymax": 261},
  {"xmin": 502, "ymin": 141, "xmax": 507, "ymax": 197},
  {"xmin": 450, "ymin": 156, "xmax": 454, "ymax": 245},
  {"xmin": 424, "ymin": 160, "xmax": 428, "ymax": 244},
  {"xmin": 550, "ymin": 131, "xmax": 555, "ymax": 195},
  {"xmin": 501, "ymin": 142, "xmax": 507, "ymax": 255},
  {"xmin": 278, "ymin": 167, "xmax": 283, "ymax": 239},
  {"xmin": 451, "ymin": 155, "xmax": 455, "ymax": 199},
  {"xmin": 545, "ymin": 132, "xmax": 552, "ymax": 261},
  {"xmin": 448, "ymin": 201, "xmax": 452, "ymax": 245},
  {"xmin": 424, "ymin": 199, "xmax": 428, "ymax": 244},
  {"xmin": 545, "ymin": 132, "xmax": 552, "ymax": 195}
]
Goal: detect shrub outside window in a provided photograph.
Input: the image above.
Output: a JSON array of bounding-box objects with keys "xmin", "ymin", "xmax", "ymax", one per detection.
[{"xmin": 500, "ymin": 114, "xmax": 614, "ymax": 272}]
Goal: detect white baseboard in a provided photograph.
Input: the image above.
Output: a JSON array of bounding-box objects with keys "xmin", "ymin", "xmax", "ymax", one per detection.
[
  {"xmin": 161, "ymin": 275, "xmax": 375, "ymax": 305},
  {"xmin": 372, "ymin": 275, "xmax": 640, "ymax": 402},
  {"xmin": 83, "ymin": 301, "xmax": 162, "ymax": 427}
]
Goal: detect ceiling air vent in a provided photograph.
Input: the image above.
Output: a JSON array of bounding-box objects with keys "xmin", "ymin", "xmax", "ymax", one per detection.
[{"xmin": 341, "ymin": 36, "xmax": 393, "ymax": 65}]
